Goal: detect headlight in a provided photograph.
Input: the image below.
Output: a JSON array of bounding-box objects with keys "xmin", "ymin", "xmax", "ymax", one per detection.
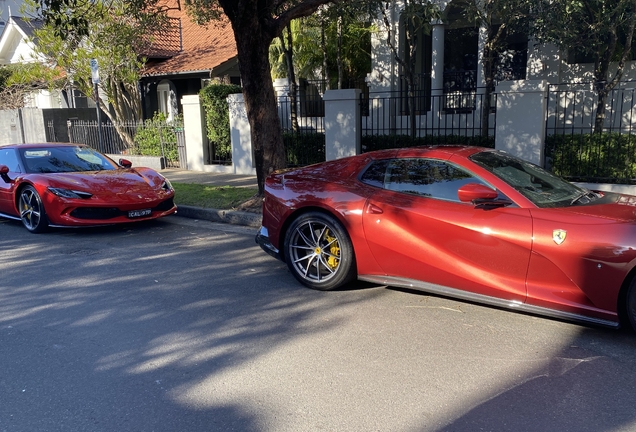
[
  {"xmin": 48, "ymin": 187, "xmax": 93, "ymax": 199},
  {"xmin": 161, "ymin": 178, "xmax": 174, "ymax": 192}
]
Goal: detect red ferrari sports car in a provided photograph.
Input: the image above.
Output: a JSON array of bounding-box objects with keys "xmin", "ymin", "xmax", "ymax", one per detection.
[
  {"xmin": 256, "ymin": 145, "xmax": 636, "ymax": 331},
  {"xmin": 0, "ymin": 143, "xmax": 176, "ymax": 233}
]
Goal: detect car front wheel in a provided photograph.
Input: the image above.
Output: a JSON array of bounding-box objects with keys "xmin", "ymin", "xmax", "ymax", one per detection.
[
  {"xmin": 19, "ymin": 185, "xmax": 48, "ymax": 233},
  {"xmin": 284, "ymin": 212, "xmax": 356, "ymax": 291}
]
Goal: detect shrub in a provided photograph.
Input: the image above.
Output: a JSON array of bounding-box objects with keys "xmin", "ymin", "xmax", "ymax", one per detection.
[
  {"xmin": 284, "ymin": 132, "xmax": 325, "ymax": 166},
  {"xmin": 200, "ymin": 83, "xmax": 242, "ymax": 161},
  {"xmin": 133, "ymin": 112, "xmax": 180, "ymax": 163},
  {"xmin": 545, "ymin": 133, "xmax": 636, "ymax": 183}
]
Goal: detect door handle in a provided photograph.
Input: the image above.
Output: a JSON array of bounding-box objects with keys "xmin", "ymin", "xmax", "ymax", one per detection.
[{"xmin": 367, "ymin": 203, "xmax": 384, "ymax": 214}]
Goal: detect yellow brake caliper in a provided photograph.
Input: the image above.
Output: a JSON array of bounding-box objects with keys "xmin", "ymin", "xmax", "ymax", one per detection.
[{"xmin": 324, "ymin": 229, "xmax": 340, "ymax": 269}]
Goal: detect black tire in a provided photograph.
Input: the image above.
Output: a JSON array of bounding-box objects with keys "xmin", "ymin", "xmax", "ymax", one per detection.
[
  {"xmin": 625, "ymin": 279, "xmax": 636, "ymax": 332},
  {"xmin": 284, "ymin": 211, "xmax": 356, "ymax": 291},
  {"xmin": 18, "ymin": 185, "xmax": 49, "ymax": 233}
]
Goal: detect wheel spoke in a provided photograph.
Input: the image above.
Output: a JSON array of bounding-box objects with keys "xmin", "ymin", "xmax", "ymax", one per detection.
[
  {"xmin": 302, "ymin": 254, "xmax": 318, "ymax": 278},
  {"xmin": 317, "ymin": 255, "xmax": 336, "ymax": 275},
  {"xmin": 315, "ymin": 225, "xmax": 327, "ymax": 244},
  {"xmin": 296, "ymin": 226, "xmax": 315, "ymax": 247}
]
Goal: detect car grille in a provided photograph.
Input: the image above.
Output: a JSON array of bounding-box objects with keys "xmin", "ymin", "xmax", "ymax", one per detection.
[
  {"xmin": 71, "ymin": 207, "xmax": 121, "ymax": 220},
  {"xmin": 70, "ymin": 198, "xmax": 175, "ymax": 220},
  {"xmin": 154, "ymin": 197, "xmax": 174, "ymax": 212}
]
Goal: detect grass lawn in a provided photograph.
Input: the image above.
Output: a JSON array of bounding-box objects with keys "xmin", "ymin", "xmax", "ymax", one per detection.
[{"xmin": 172, "ymin": 183, "xmax": 259, "ymax": 210}]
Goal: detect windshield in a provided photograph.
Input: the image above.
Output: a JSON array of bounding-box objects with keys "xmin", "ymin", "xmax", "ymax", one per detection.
[
  {"xmin": 20, "ymin": 146, "xmax": 117, "ymax": 173},
  {"xmin": 470, "ymin": 150, "xmax": 588, "ymax": 208}
]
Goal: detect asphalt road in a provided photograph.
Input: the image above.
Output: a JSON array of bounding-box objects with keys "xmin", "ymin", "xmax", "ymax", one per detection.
[{"xmin": 2, "ymin": 215, "xmax": 636, "ymax": 432}]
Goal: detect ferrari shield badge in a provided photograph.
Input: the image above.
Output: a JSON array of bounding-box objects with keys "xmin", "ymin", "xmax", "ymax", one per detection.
[{"xmin": 553, "ymin": 229, "xmax": 567, "ymax": 245}]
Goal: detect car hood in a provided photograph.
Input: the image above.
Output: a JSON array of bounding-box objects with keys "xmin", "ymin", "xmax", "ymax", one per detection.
[
  {"xmin": 556, "ymin": 193, "xmax": 636, "ymax": 223},
  {"xmin": 36, "ymin": 169, "xmax": 165, "ymax": 195}
]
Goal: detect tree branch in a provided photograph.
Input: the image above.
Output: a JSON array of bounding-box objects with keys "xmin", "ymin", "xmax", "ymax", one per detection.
[{"xmin": 271, "ymin": 0, "xmax": 342, "ymax": 37}]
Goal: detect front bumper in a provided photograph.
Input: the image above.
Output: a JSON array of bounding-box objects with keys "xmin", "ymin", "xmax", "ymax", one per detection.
[{"xmin": 255, "ymin": 226, "xmax": 282, "ymax": 261}]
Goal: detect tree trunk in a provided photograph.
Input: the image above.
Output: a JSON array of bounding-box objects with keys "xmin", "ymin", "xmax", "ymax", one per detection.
[
  {"xmin": 481, "ymin": 43, "xmax": 494, "ymax": 140},
  {"xmin": 594, "ymin": 86, "xmax": 608, "ymax": 134},
  {"xmin": 282, "ymin": 24, "xmax": 299, "ymax": 132},
  {"xmin": 337, "ymin": 15, "xmax": 343, "ymax": 89},
  {"xmin": 231, "ymin": 18, "xmax": 286, "ymax": 195},
  {"xmin": 322, "ymin": 17, "xmax": 330, "ymax": 90}
]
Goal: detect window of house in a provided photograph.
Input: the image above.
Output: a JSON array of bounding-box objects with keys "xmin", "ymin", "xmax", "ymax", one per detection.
[
  {"xmin": 493, "ymin": 31, "xmax": 528, "ymax": 82},
  {"xmin": 157, "ymin": 81, "xmax": 175, "ymax": 122}
]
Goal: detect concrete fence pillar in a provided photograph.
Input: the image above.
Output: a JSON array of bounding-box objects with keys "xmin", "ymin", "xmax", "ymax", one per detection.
[
  {"xmin": 495, "ymin": 80, "xmax": 548, "ymax": 167},
  {"xmin": 431, "ymin": 23, "xmax": 445, "ymax": 96},
  {"xmin": 227, "ymin": 93, "xmax": 255, "ymax": 175},
  {"xmin": 323, "ymin": 89, "xmax": 361, "ymax": 160},
  {"xmin": 181, "ymin": 95, "xmax": 207, "ymax": 171}
]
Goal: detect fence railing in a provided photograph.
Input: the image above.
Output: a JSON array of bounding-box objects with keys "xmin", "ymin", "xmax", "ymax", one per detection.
[
  {"xmin": 360, "ymin": 89, "xmax": 496, "ymax": 152},
  {"xmin": 545, "ymin": 84, "xmax": 636, "ymax": 184},
  {"xmin": 60, "ymin": 119, "xmax": 187, "ymax": 169},
  {"xmin": 277, "ymin": 93, "xmax": 326, "ymax": 166}
]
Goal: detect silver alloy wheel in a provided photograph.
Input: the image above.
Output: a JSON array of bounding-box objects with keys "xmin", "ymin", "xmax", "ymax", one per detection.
[
  {"xmin": 288, "ymin": 219, "xmax": 342, "ymax": 283},
  {"xmin": 19, "ymin": 186, "xmax": 46, "ymax": 232}
]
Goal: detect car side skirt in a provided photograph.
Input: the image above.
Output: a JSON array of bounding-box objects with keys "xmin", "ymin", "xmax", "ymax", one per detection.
[
  {"xmin": 358, "ymin": 275, "xmax": 620, "ymax": 329},
  {"xmin": 0, "ymin": 212, "xmax": 20, "ymax": 221}
]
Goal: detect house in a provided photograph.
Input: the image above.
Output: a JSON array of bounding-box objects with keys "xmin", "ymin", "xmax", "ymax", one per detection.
[
  {"xmin": 139, "ymin": 3, "xmax": 240, "ymax": 122},
  {"xmin": 367, "ymin": 0, "xmax": 636, "ymax": 98},
  {"xmin": 360, "ymin": 0, "xmax": 636, "ymax": 176},
  {"xmin": 1, "ymin": 0, "xmax": 239, "ymax": 120}
]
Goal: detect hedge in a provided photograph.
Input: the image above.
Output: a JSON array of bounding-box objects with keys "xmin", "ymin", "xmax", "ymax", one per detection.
[
  {"xmin": 545, "ymin": 133, "xmax": 636, "ymax": 183},
  {"xmin": 199, "ymin": 83, "xmax": 242, "ymax": 162},
  {"xmin": 284, "ymin": 132, "xmax": 325, "ymax": 166},
  {"xmin": 133, "ymin": 112, "xmax": 180, "ymax": 163},
  {"xmin": 361, "ymin": 134, "xmax": 495, "ymax": 152}
]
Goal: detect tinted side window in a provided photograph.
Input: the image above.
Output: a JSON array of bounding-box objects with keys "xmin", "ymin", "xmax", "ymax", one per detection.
[
  {"xmin": 385, "ymin": 158, "xmax": 484, "ymax": 202},
  {"xmin": 0, "ymin": 148, "xmax": 22, "ymax": 173},
  {"xmin": 360, "ymin": 159, "xmax": 390, "ymax": 188}
]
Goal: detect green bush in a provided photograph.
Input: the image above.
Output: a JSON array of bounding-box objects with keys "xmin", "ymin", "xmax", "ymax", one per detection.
[
  {"xmin": 284, "ymin": 132, "xmax": 325, "ymax": 166},
  {"xmin": 545, "ymin": 133, "xmax": 636, "ymax": 183},
  {"xmin": 361, "ymin": 134, "xmax": 495, "ymax": 152},
  {"xmin": 133, "ymin": 112, "xmax": 180, "ymax": 163},
  {"xmin": 200, "ymin": 83, "xmax": 242, "ymax": 161}
]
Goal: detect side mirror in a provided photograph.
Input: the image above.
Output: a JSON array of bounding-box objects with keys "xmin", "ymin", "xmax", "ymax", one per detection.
[
  {"xmin": 0, "ymin": 165, "xmax": 11, "ymax": 183},
  {"xmin": 119, "ymin": 158, "xmax": 132, "ymax": 168},
  {"xmin": 458, "ymin": 183, "xmax": 498, "ymax": 203}
]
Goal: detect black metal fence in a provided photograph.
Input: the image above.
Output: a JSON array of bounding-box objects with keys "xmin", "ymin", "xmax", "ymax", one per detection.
[
  {"xmin": 54, "ymin": 119, "xmax": 187, "ymax": 169},
  {"xmin": 360, "ymin": 89, "xmax": 496, "ymax": 152},
  {"xmin": 277, "ymin": 92, "xmax": 326, "ymax": 167},
  {"xmin": 545, "ymin": 84, "xmax": 636, "ymax": 184}
]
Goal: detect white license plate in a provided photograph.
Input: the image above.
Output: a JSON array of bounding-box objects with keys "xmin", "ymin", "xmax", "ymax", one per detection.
[{"xmin": 128, "ymin": 209, "xmax": 151, "ymax": 218}]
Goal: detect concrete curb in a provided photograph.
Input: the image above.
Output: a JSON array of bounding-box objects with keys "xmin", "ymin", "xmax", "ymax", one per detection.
[{"xmin": 175, "ymin": 205, "xmax": 262, "ymax": 228}]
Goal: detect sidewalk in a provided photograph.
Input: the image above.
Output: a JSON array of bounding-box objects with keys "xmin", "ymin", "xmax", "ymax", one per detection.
[{"xmin": 161, "ymin": 169, "xmax": 262, "ymax": 228}]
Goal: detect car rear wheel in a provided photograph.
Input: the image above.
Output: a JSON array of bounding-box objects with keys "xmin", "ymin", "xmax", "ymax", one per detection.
[
  {"xmin": 284, "ymin": 212, "xmax": 356, "ymax": 291},
  {"xmin": 626, "ymin": 279, "xmax": 636, "ymax": 332},
  {"xmin": 19, "ymin": 185, "xmax": 48, "ymax": 233}
]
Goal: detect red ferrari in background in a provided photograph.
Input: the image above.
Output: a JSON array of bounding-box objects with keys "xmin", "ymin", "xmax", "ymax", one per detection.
[
  {"xmin": 0, "ymin": 143, "xmax": 176, "ymax": 233},
  {"xmin": 256, "ymin": 145, "xmax": 636, "ymax": 331}
]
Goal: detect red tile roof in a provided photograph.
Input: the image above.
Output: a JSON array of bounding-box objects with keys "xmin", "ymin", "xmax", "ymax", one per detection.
[{"xmin": 141, "ymin": 5, "xmax": 237, "ymax": 77}]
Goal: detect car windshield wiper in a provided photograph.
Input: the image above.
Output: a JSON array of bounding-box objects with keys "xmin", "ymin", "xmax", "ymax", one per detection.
[{"xmin": 570, "ymin": 190, "xmax": 598, "ymax": 205}]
